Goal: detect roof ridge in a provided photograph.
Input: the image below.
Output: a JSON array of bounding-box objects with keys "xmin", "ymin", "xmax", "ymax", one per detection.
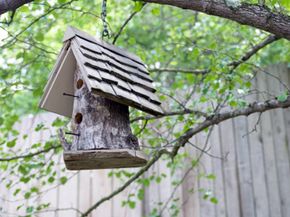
[{"xmin": 63, "ymin": 26, "xmax": 144, "ymax": 66}]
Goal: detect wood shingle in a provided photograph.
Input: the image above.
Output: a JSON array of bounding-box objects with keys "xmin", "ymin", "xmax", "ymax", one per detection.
[{"xmin": 40, "ymin": 26, "xmax": 163, "ymax": 117}]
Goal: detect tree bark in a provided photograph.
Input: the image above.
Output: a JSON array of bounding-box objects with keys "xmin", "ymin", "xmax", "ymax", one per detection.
[
  {"xmin": 70, "ymin": 67, "xmax": 139, "ymax": 151},
  {"xmin": 1, "ymin": 0, "xmax": 290, "ymax": 42},
  {"xmin": 142, "ymin": 0, "xmax": 290, "ymax": 41},
  {"xmin": 0, "ymin": 0, "xmax": 33, "ymax": 15}
]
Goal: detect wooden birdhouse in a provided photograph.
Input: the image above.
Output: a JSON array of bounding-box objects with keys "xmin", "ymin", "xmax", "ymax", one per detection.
[{"xmin": 39, "ymin": 26, "xmax": 163, "ymax": 170}]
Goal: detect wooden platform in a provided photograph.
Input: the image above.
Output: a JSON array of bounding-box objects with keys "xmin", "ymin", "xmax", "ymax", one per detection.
[{"xmin": 63, "ymin": 149, "xmax": 148, "ymax": 170}]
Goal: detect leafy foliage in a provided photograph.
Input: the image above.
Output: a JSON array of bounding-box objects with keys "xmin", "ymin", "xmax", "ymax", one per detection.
[{"xmin": 0, "ymin": 0, "xmax": 290, "ymax": 216}]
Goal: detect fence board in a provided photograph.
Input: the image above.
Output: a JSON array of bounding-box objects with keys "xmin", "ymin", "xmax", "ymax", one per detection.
[
  {"xmin": 210, "ymin": 126, "xmax": 226, "ymax": 217},
  {"xmin": 233, "ymin": 116, "xmax": 256, "ymax": 217},
  {"xmin": 247, "ymin": 77, "xmax": 269, "ymax": 217},
  {"xmin": 182, "ymin": 140, "xmax": 199, "ymax": 217},
  {"xmin": 197, "ymin": 131, "xmax": 216, "ymax": 217},
  {"xmin": 257, "ymin": 67, "xmax": 282, "ymax": 217},
  {"xmin": 158, "ymin": 156, "xmax": 172, "ymax": 217},
  {"xmin": 268, "ymin": 65, "xmax": 290, "ymax": 217},
  {"xmin": 91, "ymin": 170, "xmax": 113, "ymax": 217},
  {"xmin": 219, "ymin": 119, "xmax": 241, "ymax": 217}
]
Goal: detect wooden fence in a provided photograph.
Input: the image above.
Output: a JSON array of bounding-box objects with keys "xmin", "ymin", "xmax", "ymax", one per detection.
[{"xmin": 1, "ymin": 64, "xmax": 290, "ymax": 217}]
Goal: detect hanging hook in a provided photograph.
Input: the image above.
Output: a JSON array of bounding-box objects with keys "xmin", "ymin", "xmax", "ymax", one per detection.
[{"xmin": 101, "ymin": 0, "xmax": 110, "ymax": 39}]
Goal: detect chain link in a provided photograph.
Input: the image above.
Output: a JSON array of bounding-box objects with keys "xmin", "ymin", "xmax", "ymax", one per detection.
[{"xmin": 101, "ymin": 0, "xmax": 109, "ymax": 38}]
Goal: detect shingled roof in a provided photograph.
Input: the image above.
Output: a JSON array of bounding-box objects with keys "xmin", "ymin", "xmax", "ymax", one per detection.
[{"xmin": 39, "ymin": 27, "xmax": 163, "ymax": 117}]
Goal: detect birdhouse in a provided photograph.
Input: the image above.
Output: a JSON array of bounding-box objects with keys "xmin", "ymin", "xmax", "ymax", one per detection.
[{"xmin": 39, "ymin": 26, "xmax": 163, "ymax": 170}]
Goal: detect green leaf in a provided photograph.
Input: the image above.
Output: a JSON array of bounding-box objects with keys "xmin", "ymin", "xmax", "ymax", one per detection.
[
  {"xmin": 20, "ymin": 177, "xmax": 30, "ymax": 183},
  {"xmin": 18, "ymin": 165, "xmax": 29, "ymax": 175},
  {"xmin": 24, "ymin": 192, "xmax": 31, "ymax": 199},
  {"xmin": 52, "ymin": 117, "xmax": 65, "ymax": 127},
  {"xmin": 19, "ymin": 6, "xmax": 29, "ymax": 13},
  {"xmin": 210, "ymin": 197, "xmax": 218, "ymax": 204},
  {"xmin": 35, "ymin": 32, "xmax": 44, "ymax": 41},
  {"xmin": 137, "ymin": 188, "xmax": 144, "ymax": 200},
  {"xmin": 17, "ymin": 204, "xmax": 24, "ymax": 211},
  {"xmin": 134, "ymin": 2, "xmax": 144, "ymax": 12},
  {"xmin": 206, "ymin": 174, "xmax": 216, "ymax": 180},
  {"xmin": 151, "ymin": 8, "xmax": 160, "ymax": 16},
  {"xmin": 156, "ymin": 176, "xmax": 161, "ymax": 183},
  {"xmin": 35, "ymin": 123, "xmax": 45, "ymax": 131},
  {"xmin": 229, "ymin": 100, "xmax": 238, "ymax": 107},
  {"xmin": 26, "ymin": 206, "xmax": 34, "ymax": 213},
  {"xmin": 60, "ymin": 176, "xmax": 67, "ymax": 184},
  {"xmin": 31, "ymin": 187, "xmax": 39, "ymax": 193},
  {"xmin": 143, "ymin": 178, "xmax": 150, "ymax": 186},
  {"xmin": 128, "ymin": 200, "xmax": 136, "ymax": 209},
  {"xmin": 13, "ymin": 188, "xmax": 21, "ymax": 196},
  {"xmin": 48, "ymin": 176, "xmax": 55, "ymax": 183},
  {"xmin": 6, "ymin": 138, "xmax": 17, "ymax": 148},
  {"xmin": 277, "ymin": 92, "xmax": 288, "ymax": 102}
]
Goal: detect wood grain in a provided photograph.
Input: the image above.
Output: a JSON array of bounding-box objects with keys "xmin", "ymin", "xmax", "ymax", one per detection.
[{"xmin": 63, "ymin": 149, "xmax": 148, "ymax": 170}]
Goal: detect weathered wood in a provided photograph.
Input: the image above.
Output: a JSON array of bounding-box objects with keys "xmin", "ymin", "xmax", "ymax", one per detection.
[
  {"xmin": 40, "ymin": 27, "xmax": 163, "ymax": 119},
  {"xmin": 91, "ymin": 170, "xmax": 113, "ymax": 217},
  {"xmin": 181, "ymin": 149, "xmax": 199, "ymax": 217},
  {"xmin": 219, "ymin": 120, "xmax": 241, "ymax": 217},
  {"xmin": 233, "ymin": 116, "xmax": 256, "ymax": 217},
  {"xmin": 197, "ymin": 133, "xmax": 216, "ymax": 217},
  {"xmin": 246, "ymin": 76, "xmax": 270, "ymax": 217},
  {"xmin": 267, "ymin": 65, "xmax": 290, "ymax": 217},
  {"xmin": 71, "ymin": 67, "xmax": 139, "ymax": 151},
  {"xmin": 285, "ymin": 67, "xmax": 290, "ymax": 173},
  {"xmin": 257, "ymin": 69, "xmax": 282, "ymax": 217},
  {"xmin": 77, "ymin": 171, "xmax": 92, "ymax": 214},
  {"xmin": 210, "ymin": 126, "xmax": 226, "ymax": 217},
  {"xmin": 63, "ymin": 149, "xmax": 148, "ymax": 170},
  {"xmin": 0, "ymin": 0, "xmax": 33, "ymax": 15},
  {"xmin": 39, "ymin": 45, "xmax": 76, "ymax": 118}
]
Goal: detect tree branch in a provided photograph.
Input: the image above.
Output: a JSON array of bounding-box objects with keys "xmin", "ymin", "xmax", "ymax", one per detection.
[
  {"xmin": 84, "ymin": 96, "xmax": 290, "ymax": 216},
  {"xmin": 112, "ymin": 3, "xmax": 146, "ymax": 44},
  {"xmin": 171, "ymin": 96, "xmax": 290, "ymax": 156},
  {"xmin": 141, "ymin": 0, "xmax": 290, "ymax": 41},
  {"xmin": 0, "ymin": 145, "xmax": 61, "ymax": 162},
  {"xmin": 149, "ymin": 68, "xmax": 209, "ymax": 75},
  {"xmin": 229, "ymin": 34, "xmax": 280, "ymax": 70},
  {"xmin": 0, "ymin": 0, "xmax": 33, "ymax": 15},
  {"xmin": 130, "ymin": 109, "xmax": 208, "ymax": 123}
]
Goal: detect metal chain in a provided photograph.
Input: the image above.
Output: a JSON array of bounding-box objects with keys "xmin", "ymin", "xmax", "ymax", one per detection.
[{"xmin": 101, "ymin": 0, "xmax": 109, "ymax": 38}]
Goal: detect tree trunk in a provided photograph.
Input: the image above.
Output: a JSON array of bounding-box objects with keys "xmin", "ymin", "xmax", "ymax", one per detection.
[
  {"xmin": 142, "ymin": 0, "xmax": 290, "ymax": 41},
  {"xmin": 70, "ymin": 67, "xmax": 139, "ymax": 151},
  {"xmin": 0, "ymin": 0, "xmax": 33, "ymax": 15}
]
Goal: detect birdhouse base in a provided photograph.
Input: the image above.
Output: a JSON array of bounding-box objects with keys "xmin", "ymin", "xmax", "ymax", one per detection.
[{"xmin": 63, "ymin": 149, "xmax": 148, "ymax": 170}]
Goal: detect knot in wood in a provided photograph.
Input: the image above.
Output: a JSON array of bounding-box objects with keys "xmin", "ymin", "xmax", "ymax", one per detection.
[{"xmin": 127, "ymin": 134, "xmax": 139, "ymax": 150}]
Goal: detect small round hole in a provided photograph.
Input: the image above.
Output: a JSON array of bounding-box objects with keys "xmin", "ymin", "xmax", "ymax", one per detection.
[
  {"xmin": 76, "ymin": 79, "xmax": 84, "ymax": 89},
  {"xmin": 75, "ymin": 113, "xmax": 83, "ymax": 124}
]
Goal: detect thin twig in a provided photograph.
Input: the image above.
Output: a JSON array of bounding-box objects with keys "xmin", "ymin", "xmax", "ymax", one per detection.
[
  {"xmin": 130, "ymin": 109, "xmax": 208, "ymax": 123},
  {"xmin": 229, "ymin": 35, "xmax": 280, "ymax": 71},
  {"xmin": 0, "ymin": 145, "xmax": 61, "ymax": 162},
  {"xmin": 135, "ymin": 119, "xmax": 148, "ymax": 136},
  {"xmin": 112, "ymin": 3, "xmax": 147, "ymax": 44},
  {"xmin": 188, "ymin": 141, "xmax": 223, "ymax": 160},
  {"xmin": 150, "ymin": 68, "xmax": 209, "ymax": 75}
]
